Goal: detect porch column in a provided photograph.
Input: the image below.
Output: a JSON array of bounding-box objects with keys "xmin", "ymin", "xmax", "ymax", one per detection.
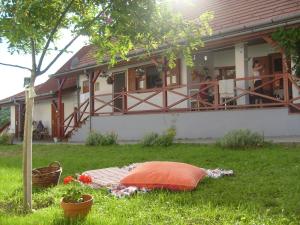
[
  {"xmin": 76, "ymin": 74, "xmax": 81, "ymax": 110},
  {"xmin": 162, "ymin": 57, "xmax": 168, "ymax": 111},
  {"xmin": 180, "ymin": 54, "xmax": 189, "ymax": 108},
  {"xmin": 235, "ymin": 43, "xmax": 248, "ymax": 105},
  {"xmin": 291, "ymin": 57, "xmax": 300, "ymax": 103},
  {"xmin": 57, "ymin": 78, "xmax": 66, "ymax": 140},
  {"xmin": 89, "ymin": 71, "xmax": 95, "ymax": 116}
]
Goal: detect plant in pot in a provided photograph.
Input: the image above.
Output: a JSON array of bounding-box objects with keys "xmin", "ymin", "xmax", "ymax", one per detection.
[
  {"xmin": 61, "ymin": 174, "xmax": 93, "ymax": 219},
  {"xmin": 106, "ymin": 75, "xmax": 114, "ymax": 84}
]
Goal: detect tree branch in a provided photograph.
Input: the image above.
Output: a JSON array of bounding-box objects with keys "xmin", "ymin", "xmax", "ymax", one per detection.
[
  {"xmin": 39, "ymin": 5, "xmax": 110, "ymax": 75},
  {"xmin": 39, "ymin": 34, "xmax": 80, "ymax": 75},
  {"xmin": 37, "ymin": 0, "xmax": 75, "ymax": 72},
  {"xmin": 0, "ymin": 62, "xmax": 32, "ymax": 72},
  {"xmin": 30, "ymin": 39, "xmax": 37, "ymax": 86}
]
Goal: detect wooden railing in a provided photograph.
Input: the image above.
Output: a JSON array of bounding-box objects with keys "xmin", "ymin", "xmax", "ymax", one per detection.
[
  {"xmin": 63, "ymin": 99, "xmax": 89, "ymax": 138},
  {"xmin": 63, "ymin": 73, "xmax": 299, "ymax": 138}
]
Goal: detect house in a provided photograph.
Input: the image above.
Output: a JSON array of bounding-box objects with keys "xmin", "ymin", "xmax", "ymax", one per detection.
[{"xmin": 1, "ymin": 0, "xmax": 300, "ymax": 142}]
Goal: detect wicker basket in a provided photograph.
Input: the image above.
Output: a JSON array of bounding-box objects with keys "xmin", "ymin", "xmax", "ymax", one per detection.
[{"xmin": 32, "ymin": 161, "xmax": 62, "ymax": 188}]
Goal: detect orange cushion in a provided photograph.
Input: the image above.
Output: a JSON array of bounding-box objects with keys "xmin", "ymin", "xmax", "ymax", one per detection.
[{"xmin": 120, "ymin": 161, "xmax": 207, "ymax": 191}]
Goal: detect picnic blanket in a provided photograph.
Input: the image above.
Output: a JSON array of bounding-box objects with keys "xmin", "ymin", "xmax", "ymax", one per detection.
[{"xmin": 83, "ymin": 164, "xmax": 234, "ymax": 198}]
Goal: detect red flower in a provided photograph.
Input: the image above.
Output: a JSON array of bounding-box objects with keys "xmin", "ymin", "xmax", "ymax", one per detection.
[
  {"xmin": 63, "ymin": 176, "xmax": 74, "ymax": 185},
  {"xmin": 78, "ymin": 174, "xmax": 92, "ymax": 184}
]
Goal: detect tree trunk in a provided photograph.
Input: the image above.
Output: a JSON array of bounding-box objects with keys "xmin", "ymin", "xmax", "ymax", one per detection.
[{"xmin": 22, "ymin": 82, "xmax": 35, "ymax": 211}]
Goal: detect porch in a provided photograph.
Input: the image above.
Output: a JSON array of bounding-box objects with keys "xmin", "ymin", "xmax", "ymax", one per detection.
[
  {"xmin": 62, "ymin": 72, "xmax": 300, "ymax": 140},
  {"xmin": 53, "ymin": 37, "xmax": 300, "ymax": 140}
]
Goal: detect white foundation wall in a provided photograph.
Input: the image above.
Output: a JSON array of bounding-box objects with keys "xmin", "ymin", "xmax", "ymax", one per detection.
[
  {"xmin": 9, "ymin": 105, "xmax": 15, "ymax": 134},
  {"xmin": 70, "ymin": 107, "xmax": 300, "ymax": 142},
  {"xmin": 33, "ymin": 100, "xmax": 52, "ymax": 133}
]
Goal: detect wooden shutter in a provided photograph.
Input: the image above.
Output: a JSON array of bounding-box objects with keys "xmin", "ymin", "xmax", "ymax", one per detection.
[{"xmin": 128, "ymin": 68, "xmax": 137, "ymax": 91}]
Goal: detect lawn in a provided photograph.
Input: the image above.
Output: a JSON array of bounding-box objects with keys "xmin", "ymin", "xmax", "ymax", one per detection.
[{"xmin": 0, "ymin": 143, "xmax": 299, "ymax": 225}]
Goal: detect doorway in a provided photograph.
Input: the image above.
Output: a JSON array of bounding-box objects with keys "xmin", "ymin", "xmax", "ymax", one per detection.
[{"xmin": 113, "ymin": 72, "xmax": 126, "ymax": 112}]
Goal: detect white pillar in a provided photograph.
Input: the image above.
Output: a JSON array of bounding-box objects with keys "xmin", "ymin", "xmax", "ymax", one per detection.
[
  {"xmin": 180, "ymin": 54, "xmax": 189, "ymax": 108},
  {"xmin": 291, "ymin": 57, "xmax": 300, "ymax": 103},
  {"xmin": 235, "ymin": 43, "xmax": 248, "ymax": 105}
]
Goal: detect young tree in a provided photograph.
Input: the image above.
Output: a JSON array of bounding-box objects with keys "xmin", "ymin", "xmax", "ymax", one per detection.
[{"xmin": 0, "ymin": 0, "xmax": 213, "ymax": 211}]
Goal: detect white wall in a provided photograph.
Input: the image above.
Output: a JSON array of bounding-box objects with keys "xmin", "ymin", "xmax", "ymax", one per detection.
[
  {"xmin": 213, "ymin": 49, "xmax": 235, "ymax": 68},
  {"xmin": 211, "ymin": 43, "xmax": 277, "ymax": 75},
  {"xmin": 9, "ymin": 105, "xmax": 15, "ymax": 134},
  {"xmin": 63, "ymin": 92, "xmax": 77, "ymax": 119},
  {"xmin": 71, "ymin": 108, "xmax": 300, "ymax": 142},
  {"xmin": 33, "ymin": 100, "xmax": 52, "ymax": 133}
]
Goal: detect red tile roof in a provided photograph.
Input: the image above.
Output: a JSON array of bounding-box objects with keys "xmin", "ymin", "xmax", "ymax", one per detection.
[
  {"xmin": 176, "ymin": 0, "xmax": 300, "ymax": 33},
  {"xmin": 0, "ymin": 76, "xmax": 77, "ymax": 104}
]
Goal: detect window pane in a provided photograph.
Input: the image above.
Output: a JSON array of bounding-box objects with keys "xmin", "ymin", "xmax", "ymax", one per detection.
[{"xmin": 146, "ymin": 66, "xmax": 162, "ymax": 89}]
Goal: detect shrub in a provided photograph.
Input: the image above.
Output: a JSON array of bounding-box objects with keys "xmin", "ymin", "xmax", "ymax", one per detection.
[
  {"xmin": 140, "ymin": 132, "xmax": 159, "ymax": 147},
  {"xmin": 0, "ymin": 133, "xmax": 13, "ymax": 145},
  {"xmin": 100, "ymin": 132, "xmax": 118, "ymax": 145},
  {"xmin": 141, "ymin": 127, "xmax": 176, "ymax": 147},
  {"xmin": 155, "ymin": 127, "xmax": 176, "ymax": 147},
  {"xmin": 85, "ymin": 131, "xmax": 102, "ymax": 146},
  {"xmin": 85, "ymin": 131, "xmax": 118, "ymax": 146},
  {"xmin": 217, "ymin": 129, "xmax": 265, "ymax": 149}
]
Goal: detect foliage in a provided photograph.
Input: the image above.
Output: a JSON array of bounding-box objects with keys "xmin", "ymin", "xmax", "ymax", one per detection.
[
  {"xmin": 0, "ymin": 144, "xmax": 300, "ymax": 224},
  {"xmin": 272, "ymin": 27, "xmax": 300, "ymax": 77},
  {"xmin": 0, "ymin": 133, "xmax": 13, "ymax": 145},
  {"xmin": 0, "ymin": 107, "xmax": 10, "ymax": 127},
  {"xmin": 85, "ymin": 131, "xmax": 102, "ymax": 146},
  {"xmin": 155, "ymin": 127, "xmax": 177, "ymax": 147},
  {"xmin": 86, "ymin": 131, "xmax": 118, "ymax": 146},
  {"xmin": 141, "ymin": 127, "xmax": 176, "ymax": 147},
  {"xmin": 62, "ymin": 175, "xmax": 92, "ymax": 203},
  {"xmin": 217, "ymin": 129, "xmax": 265, "ymax": 149},
  {"xmin": 101, "ymin": 132, "xmax": 118, "ymax": 145},
  {"xmin": 0, "ymin": 1, "xmax": 213, "ymax": 77},
  {"xmin": 140, "ymin": 132, "xmax": 159, "ymax": 147}
]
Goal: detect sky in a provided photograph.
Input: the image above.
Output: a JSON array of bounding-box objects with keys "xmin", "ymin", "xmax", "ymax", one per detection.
[{"xmin": 0, "ymin": 35, "xmax": 88, "ymax": 100}]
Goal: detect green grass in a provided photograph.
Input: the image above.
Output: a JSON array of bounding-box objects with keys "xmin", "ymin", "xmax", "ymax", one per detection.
[{"xmin": 0, "ymin": 143, "xmax": 299, "ymax": 225}]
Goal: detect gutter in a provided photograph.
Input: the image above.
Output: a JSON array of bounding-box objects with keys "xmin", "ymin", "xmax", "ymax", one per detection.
[
  {"xmin": 0, "ymin": 92, "xmax": 55, "ymax": 106},
  {"xmin": 50, "ymin": 13, "xmax": 300, "ymax": 78}
]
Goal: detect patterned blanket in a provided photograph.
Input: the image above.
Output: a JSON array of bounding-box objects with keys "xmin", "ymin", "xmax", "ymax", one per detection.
[{"xmin": 83, "ymin": 164, "xmax": 234, "ymax": 198}]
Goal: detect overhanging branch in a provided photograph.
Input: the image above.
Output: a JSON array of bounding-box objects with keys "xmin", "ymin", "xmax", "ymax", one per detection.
[
  {"xmin": 37, "ymin": 0, "xmax": 75, "ymax": 72},
  {"xmin": 39, "ymin": 5, "xmax": 110, "ymax": 76},
  {"xmin": 0, "ymin": 62, "xmax": 32, "ymax": 72},
  {"xmin": 39, "ymin": 34, "xmax": 80, "ymax": 75}
]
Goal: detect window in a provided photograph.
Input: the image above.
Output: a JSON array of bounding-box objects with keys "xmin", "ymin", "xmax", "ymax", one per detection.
[
  {"xmin": 127, "ymin": 59, "xmax": 181, "ymax": 91},
  {"xmin": 214, "ymin": 66, "xmax": 236, "ymax": 80},
  {"xmin": 145, "ymin": 65, "xmax": 162, "ymax": 89},
  {"xmin": 82, "ymin": 80, "xmax": 89, "ymax": 93},
  {"xmin": 132, "ymin": 65, "xmax": 162, "ymax": 90}
]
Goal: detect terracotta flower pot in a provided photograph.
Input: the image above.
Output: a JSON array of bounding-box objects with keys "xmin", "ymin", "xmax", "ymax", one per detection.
[{"xmin": 61, "ymin": 194, "xmax": 93, "ymax": 219}]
